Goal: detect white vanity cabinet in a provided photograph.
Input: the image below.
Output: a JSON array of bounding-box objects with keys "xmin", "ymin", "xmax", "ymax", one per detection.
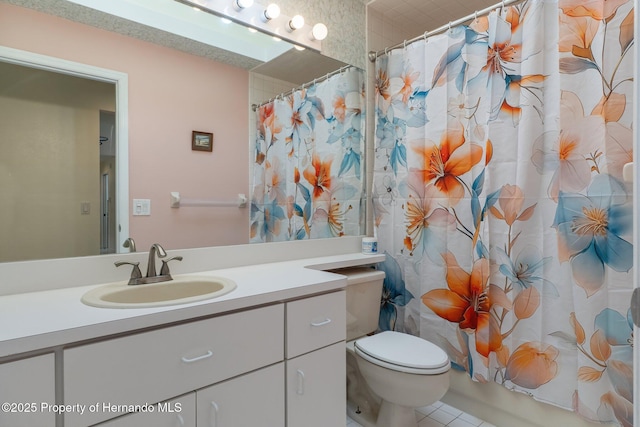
[
  {"xmin": 63, "ymin": 304, "xmax": 284, "ymax": 427},
  {"xmin": 0, "ymin": 353, "xmax": 56, "ymax": 427},
  {"xmin": 93, "ymin": 393, "xmax": 196, "ymax": 427},
  {"xmin": 197, "ymin": 363, "xmax": 285, "ymax": 426},
  {"xmin": 285, "ymin": 291, "xmax": 346, "ymax": 427}
]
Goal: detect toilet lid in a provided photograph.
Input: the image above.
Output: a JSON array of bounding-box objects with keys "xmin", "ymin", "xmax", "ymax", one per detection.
[{"xmin": 354, "ymin": 331, "xmax": 449, "ymax": 374}]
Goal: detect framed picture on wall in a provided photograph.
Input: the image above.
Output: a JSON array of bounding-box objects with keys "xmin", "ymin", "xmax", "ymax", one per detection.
[{"xmin": 192, "ymin": 131, "xmax": 213, "ymax": 152}]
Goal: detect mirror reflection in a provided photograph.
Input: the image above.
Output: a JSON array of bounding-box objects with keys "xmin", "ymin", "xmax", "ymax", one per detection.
[
  {"xmin": 0, "ymin": 62, "xmax": 116, "ymax": 262},
  {"xmin": 0, "ymin": 0, "xmax": 365, "ymax": 263}
]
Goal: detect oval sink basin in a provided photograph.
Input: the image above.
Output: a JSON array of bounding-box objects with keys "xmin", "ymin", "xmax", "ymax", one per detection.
[{"xmin": 81, "ymin": 275, "xmax": 237, "ymax": 308}]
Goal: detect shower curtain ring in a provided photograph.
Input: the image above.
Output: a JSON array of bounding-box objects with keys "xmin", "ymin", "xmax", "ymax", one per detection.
[
  {"xmin": 403, "ymin": 40, "xmax": 407, "ymax": 49},
  {"xmin": 448, "ymin": 21, "xmax": 452, "ymax": 32},
  {"xmin": 423, "ymin": 30, "xmax": 428, "ymax": 41},
  {"xmin": 385, "ymin": 47, "xmax": 389, "ymax": 55},
  {"xmin": 474, "ymin": 11, "xmax": 478, "ymax": 22}
]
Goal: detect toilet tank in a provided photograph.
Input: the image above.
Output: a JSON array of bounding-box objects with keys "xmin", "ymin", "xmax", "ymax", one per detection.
[{"xmin": 332, "ymin": 267, "xmax": 385, "ymax": 341}]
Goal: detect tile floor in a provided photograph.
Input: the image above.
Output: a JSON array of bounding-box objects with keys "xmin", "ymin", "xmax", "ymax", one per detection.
[{"xmin": 347, "ymin": 401, "xmax": 497, "ymax": 427}]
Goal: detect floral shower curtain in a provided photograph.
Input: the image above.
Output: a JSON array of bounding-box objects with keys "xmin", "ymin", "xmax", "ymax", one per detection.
[
  {"xmin": 372, "ymin": 0, "xmax": 634, "ymax": 425},
  {"xmin": 250, "ymin": 69, "xmax": 365, "ymax": 242}
]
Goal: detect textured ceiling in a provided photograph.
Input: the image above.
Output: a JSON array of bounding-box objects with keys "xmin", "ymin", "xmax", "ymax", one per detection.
[{"xmin": 368, "ymin": 0, "xmax": 505, "ymax": 40}]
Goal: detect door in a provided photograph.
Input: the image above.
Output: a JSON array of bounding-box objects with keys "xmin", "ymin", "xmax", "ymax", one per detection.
[{"xmin": 286, "ymin": 342, "xmax": 346, "ymax": 427}]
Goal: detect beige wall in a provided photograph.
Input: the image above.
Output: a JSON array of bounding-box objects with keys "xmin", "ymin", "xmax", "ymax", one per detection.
[{"xmin": 0, "ymin": 70, "xmax": 114, "ymax": 262}]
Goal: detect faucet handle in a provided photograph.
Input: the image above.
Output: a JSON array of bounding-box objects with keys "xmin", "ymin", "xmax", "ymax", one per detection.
[
  {"xmin": 115, "ymin": 261, "xmax": 143, "ymax": 281},
  {"xmin": 160, "ymin": 256, "xmax": 183, "ymax": 277}
]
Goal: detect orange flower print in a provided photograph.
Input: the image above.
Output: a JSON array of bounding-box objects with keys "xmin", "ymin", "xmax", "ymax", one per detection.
[
  {"xmin": 403, "ymin": 179, "xmax": 456, "ymax": 259},
  {"xmin": 422, "ymin": 253, "xmax": 502, "ymax": 357},
  {"xmin": 560, "ymin": 0, "xmax": 630, "ymax": 21},
  {"xmin": 265, "ymin": 158, "xmax": 286, "ymax": 204},
  {"xmin": 328, "ymin": 197, "xmax": 352, "ymax": 237},
  {"xmin": 531, "ymin": 91, "xmax": 604, "ymax": 200},
  {"xmin": 559, "ymin": 13, "xmax": 599, "ymax": 53},
  {"xmin": 389, "ymin": 66, "xmax": 420, "ymax": 104},
  {"xmin": 303, "ymin": 153, "xmax": 333, "ymax": 199},
  {"xmin": 258, "ymin": 102, "xmax": 282, "ymax": 145},
  {"xmin": 489, "ymin": 184, "xmax": 536, "ymax": 226},
  {"xmin": 376, "ymin": 68, "xmax": 391, "ymax": 101},
  {"xmin": 505, "ymin": 342, "xmax": 559, "ymax": 389},
  {"xmin": 333, "ymin": 95, "xmax": 347, "ymax": 123},
  {"xmin": 411, "ymin": 122, "xmax": 483, "ymax": 204}
]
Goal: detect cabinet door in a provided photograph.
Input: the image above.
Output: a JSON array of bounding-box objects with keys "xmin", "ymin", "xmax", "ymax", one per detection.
[
  {"xmin": 197, "ymin": 363, "xmax": 284, "ymax": 427},
  {"xmin": 0, "ymin": 354, "xmax": 55, "ymax": 427},
  {"xmin": 92, "ymin": 393, "xmax": 195, "ymax": 427},
  {"xmin": 286, "ymin": 342, "xmax": 345, "ymax": 427}
]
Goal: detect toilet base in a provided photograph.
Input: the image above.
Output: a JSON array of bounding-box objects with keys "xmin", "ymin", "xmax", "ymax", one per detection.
[
  {"xmin": 347, "ymin": 400, "xmax": 377, "ymax": 427},
  {"xmin": 347, "ymin": 399, "xmax": 418, "ymax": 427},
  {"xmin": 376, "ymin": 400, "xmax": 418, "ymax": 427}
]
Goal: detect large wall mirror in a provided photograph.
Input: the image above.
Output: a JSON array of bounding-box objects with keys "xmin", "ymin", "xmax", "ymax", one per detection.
[{"xmin": 0, "ymin": 0, "xmax": 365, "ymax": 263}]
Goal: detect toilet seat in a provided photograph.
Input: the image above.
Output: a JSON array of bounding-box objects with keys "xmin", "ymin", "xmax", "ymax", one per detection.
[{"xmin": 354, "ymin": 331, "xmax": 450, "ymax": 375}]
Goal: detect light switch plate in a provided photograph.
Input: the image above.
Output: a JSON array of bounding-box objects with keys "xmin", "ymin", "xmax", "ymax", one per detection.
[{"xmin": 133, "ymin": 199, "xmax": 151, "ymax": 216}]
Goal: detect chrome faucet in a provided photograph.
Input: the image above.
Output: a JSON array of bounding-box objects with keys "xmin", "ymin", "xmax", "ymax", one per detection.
[
  {"xmin": 115, "ymin": 243, "xmax": 182, "ymax": 285},
  {"xmin": 122, "ymin": 237, "xmax": 136, "ymax": 252},
  {"xmin": 146, "ymin": 243, "xmax": 167, "ymax": 278}
]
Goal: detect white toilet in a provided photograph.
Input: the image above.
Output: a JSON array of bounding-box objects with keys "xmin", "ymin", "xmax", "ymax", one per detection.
[{"xmin": 341, "ymin": 267, "xmax": 450, "ymax": 427}]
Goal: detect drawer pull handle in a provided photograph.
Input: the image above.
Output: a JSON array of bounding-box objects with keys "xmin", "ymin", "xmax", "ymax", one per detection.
[
  {"xmin": 296, "ymin": 369, "xmax": 305, "ymax": 395},
  {"xmin": 176, "ymin": 414, "xmax": 185, "ymax": 426},
  {"xmin": 181, "ymin": 350, "xmax": 213, "ymax": 363},
  {"xmin": 310, "ymin": 318, "xmax": 332, "ymax": 327},
  {"xmin": 210, "ymin": 401, "xmax": 219, "ymax": 427}
]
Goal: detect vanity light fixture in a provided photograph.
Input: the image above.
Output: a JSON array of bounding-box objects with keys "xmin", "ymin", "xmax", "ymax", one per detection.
[
  {"xmin": 173, "ymin": 0, "xmax": 325, "ymax": 51},
  {"xmin": 310, "ymin": 23, "xmax": 328, "ymax": 41},
  {"xmin": 262, "ymin": 3, "xmax": 280, "ymax": 21},
  {"xmin": 288, "ymin": 14, "xmax": 304, "ymax": 31},
  {"xmin": 234, "ymin": 0, "xmax": 253, "ymax": 10}
]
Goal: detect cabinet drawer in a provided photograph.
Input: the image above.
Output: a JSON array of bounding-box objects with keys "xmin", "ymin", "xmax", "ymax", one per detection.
[
  {"xmin": 94, "ymin": 393, "xmax": 195, "ymax": 427},
  {"xmin": 64, "ymin": 304, "xmax": 284, "ymax": 427},
  {"xmin": 197, "ymin": 363, "xmax": 284, "ymax": 427},
  {"xmin": 0, "ymin": 354, "xmax": 55, "ymax": 427},
  {"xmin": 286, "ymin": 291, "xmax": 345, "ymax": 358}
]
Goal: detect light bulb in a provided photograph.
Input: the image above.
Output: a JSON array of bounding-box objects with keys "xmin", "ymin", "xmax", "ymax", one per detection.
[
  {"xmin": 235, "ymin": 0, "xmax": 253, "ymax": 9},
  {"xmin": 263, "ymin": 3, "xmax": 280, "ymax": 21},
  {"xmin": 311, "ymin": 23, "xmax": 328, "ymax": 41},
  {"xmin": 288, "ymin": 14, "xmax": 304, "ymax": 31}
]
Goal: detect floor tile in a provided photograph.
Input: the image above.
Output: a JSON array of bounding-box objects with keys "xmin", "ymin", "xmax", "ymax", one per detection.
[
  {"xmin": 438, "ymin": 403, "xmax": 464, "ymax": 417},
  {"xmin": 418, "ymin": 417, "xmax": 447, "ymax": 427},
  {"xmin": 347, "ymin": 400, "xmax": 493, "ymax": 427},
  {"xmin": 449, "ymin": 418, "xmax": 481, "ymax": 427},
  {"xmin": 459, "ymin": 412, "xmax": 484, "ymax": 426},
  {"xmin": 428, "ymin": 408, "xmax": 458, "ymax": 425},
  {"xmin": 416, "ymin": 403, "xmax": 440, "ymax": 417}
]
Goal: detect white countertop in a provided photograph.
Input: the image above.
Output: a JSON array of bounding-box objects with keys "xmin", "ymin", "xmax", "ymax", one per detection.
[{"xmin": 0, "ymin": 253, "xmax": 384, "ymax": 359}]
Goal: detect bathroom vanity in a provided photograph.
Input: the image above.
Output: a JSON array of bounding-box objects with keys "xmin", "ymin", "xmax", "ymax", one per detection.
[{"xmin": 0, "ymin": 250, "xmax": 383, "ymax": 427}]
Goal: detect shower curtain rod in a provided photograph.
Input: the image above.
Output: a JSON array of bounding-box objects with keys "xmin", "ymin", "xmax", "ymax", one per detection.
[
  {"xmin": 251, "ymin": 65, "xmax": 355, "ymax": 111},
  {"xmin": 368, "ymin": 0, "xmax": 525, "ymax": 62}
]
